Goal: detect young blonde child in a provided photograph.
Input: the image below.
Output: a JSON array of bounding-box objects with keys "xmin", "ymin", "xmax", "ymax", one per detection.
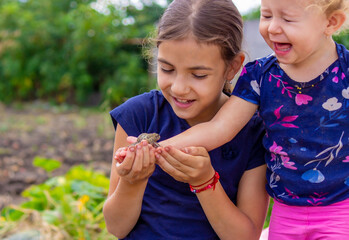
[
  {"xmin": 157, "ymin": 0, "xmax": 349, "ymax": 239},
  {"xmin": 103, "ymin": 0, "xmax": 269, "ymax": 239}
]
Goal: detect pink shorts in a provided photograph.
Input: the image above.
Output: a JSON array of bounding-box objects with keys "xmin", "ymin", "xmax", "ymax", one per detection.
[{"xmin": 268, "ymin": 198, "xmax": 349, "ymax": 240}]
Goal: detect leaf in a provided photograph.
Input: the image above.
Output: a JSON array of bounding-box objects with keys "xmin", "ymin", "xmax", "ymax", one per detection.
[
  {"xmin": 335, "ymin": 131, "xmax": 344, "ymax": 157},
  {"xmin": 274, "ymin": 105, "xmax": 283, "ymax": 120},
  {"xmin": 280, "ymin": 123, "xmax": 299, "ymax": 128},
  {"xmin": 42, "ymin": 210, "xmax": 61, "ymax": 224},
  {"xmin": 1, "ymin": 207, "xmax": 25, "ymax": 221},
  {"xmin": 323, "ymin": 123, "xmax": 340, "ymax": 128},
  {"xmin": 70, "ymin": 180, "xmax": 106, "ymax": 199},
  {"xmin": 325, "ymin": 152, "xmax": 335, "ymax": 166},
  {"xmin": 281, "ymin": 115, "xmax": 298, "ymax": 122},
  {"xmin": 33, "ymin": 156, "xmax": 61, "ymax": 172},
  {"xmin": 287, "ymin": 91, "xmax": 292, "ymax": 98}
]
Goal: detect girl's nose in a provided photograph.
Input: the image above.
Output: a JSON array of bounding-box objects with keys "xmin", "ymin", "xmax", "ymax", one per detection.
[
  {"xmin": 171, "ymin": 75, "xmax": 190, "ymax": 95},
  {"xmin": 268, "ymin": 18, "xmax": 282, "ymax": 34}
]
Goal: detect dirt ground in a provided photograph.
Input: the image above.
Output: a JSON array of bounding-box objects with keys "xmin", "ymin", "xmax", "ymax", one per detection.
[{"xmin": 0, "ymin": 102, "xmax": 115, "ymax": 210}]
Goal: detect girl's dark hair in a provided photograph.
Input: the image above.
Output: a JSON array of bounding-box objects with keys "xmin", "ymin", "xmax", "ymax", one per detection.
[{"xmin": 153, "ymin": 0, "xmax": 243, "ymax": 64}]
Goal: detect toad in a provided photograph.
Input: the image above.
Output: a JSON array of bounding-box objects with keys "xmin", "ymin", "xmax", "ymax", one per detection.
[{"xmin": 130, "ymin": 133, "xmax": 160, "ymax": 148}]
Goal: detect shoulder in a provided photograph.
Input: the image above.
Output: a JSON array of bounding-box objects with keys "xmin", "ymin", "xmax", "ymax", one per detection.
[
  {"xmin": 110, "ymin": 90, "xmax": 164, "ymax": 117},
  {"xmin": 109, "ymin": 90, "xmax": 169, "ymax": 134},
  {"xmin": 242, "ymin": 54, "xmax": 277, "ymax": 75},
  {"xmin": 112, "ymin": 90, "xmax": 164, "ymax": 109},
  {"xmin": 336, "ymin": 42, "xmax": 349, "ymax": 70}
]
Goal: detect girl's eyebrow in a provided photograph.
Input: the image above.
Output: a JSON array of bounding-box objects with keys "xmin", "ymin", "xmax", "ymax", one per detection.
[
  {"xmin": 158, "ymin": 58, "xmax": 173, "ymax": 66},
  {"xmin": 157, "ymin": 58, "xmax": 213, "ymax": 71}
]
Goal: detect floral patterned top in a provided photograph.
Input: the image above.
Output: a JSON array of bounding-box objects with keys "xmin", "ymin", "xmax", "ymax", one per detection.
[{"xmin": 233, "ymin": 42, "xmax": 349, "ymax": 206}]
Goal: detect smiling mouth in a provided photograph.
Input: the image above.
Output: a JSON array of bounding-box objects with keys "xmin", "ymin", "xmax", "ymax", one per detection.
[
  {"xmin": 274, "ymin": 42, "xmax": 292, "ymax": 52},
  {"xmin": 175, "ymin": 98, "xmax": 194, "ymax": 104}
]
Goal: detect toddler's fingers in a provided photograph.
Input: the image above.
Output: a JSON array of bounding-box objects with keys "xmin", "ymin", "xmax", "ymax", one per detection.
[
  {"xmin": 127, "ymin": 136, "xmax": 138, "ymax": 144},
  {"xmin": 114, "ymin": 152, "xmax": 126, "ymax": 163},
  {"xmin": 114, "ymin": 147, "xmax": 127, "ymax": 158},
  {"xmin": 115, "ymin": 156, "xmax": 125, "ymax": 164},
  {"xmin": 116, "ymin": 146, "xmax": 136, "ymax": 176}
]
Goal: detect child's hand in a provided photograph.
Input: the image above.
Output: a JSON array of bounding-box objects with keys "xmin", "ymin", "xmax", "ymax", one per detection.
[
  {"xmin": 114, "ymin": 136, "xmax": 138, "ymax": 163},
  {"xmin": 114, "ymin": 147, "xmax": 128, "ymax": 163},
  {"xmin": 116, "ymin": 140, "xmax": 156, "ymax": 184},
  {"xmin": 155, "ymin": 146, "xmax": 215, "ymax": 186}
]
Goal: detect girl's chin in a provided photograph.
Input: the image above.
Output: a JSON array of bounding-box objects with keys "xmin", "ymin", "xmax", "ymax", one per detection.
[{"xmin": 172, "ymin": 107, "xmax": 195, "ymax": 119}]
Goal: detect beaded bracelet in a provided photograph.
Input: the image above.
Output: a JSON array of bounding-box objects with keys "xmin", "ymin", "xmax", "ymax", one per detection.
[{"xmin": 189, "ymin": 171, "xmax": 220, "ymax": 194}]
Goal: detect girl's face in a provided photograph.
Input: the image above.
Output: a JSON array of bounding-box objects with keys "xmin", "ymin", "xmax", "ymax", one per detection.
[
  {"xmin": 157, "ymin": 37, "xmax": 232, "ymax": 126},
  {"xmin": 259, "ymin": 0, "xmax": 331, "ymax": 69}
]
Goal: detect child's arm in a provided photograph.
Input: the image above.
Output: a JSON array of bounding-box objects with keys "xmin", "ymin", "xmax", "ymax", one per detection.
[
  {"xmin": 156, "ymin": 146, "xmax": 269, "ymax": 239},
  {"xmin": 162, "ymin": 96, "xmax": 258, "ymax": 150},
  {"xmin": 103, "ymin": 124, "xmax": 156, "ymax": 238}
]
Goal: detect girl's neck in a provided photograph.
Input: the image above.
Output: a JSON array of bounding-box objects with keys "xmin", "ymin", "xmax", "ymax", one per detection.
[{"xmin": 280, "ymin": 40, "xmax": 338, "ymax": 83}]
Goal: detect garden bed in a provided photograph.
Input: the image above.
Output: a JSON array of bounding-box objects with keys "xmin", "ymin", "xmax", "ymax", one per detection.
[{"xmin": 0, "ymin": 102, "xmax": 115, "ymax": 210}]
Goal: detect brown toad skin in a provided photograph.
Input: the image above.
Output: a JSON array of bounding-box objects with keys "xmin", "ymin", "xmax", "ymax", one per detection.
[{"xmin": 130, "ymin": 133, "xmax": 160, "ymax": 148}]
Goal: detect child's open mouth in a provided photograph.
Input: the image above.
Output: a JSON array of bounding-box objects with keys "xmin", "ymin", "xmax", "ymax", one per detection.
[
  {"xmin": 274, "ymin": 42, "xmax": 292, "ymax": 52},
  {"xmin": 174, "ymin": 97, "xmax": 195, "ymax": 108}
]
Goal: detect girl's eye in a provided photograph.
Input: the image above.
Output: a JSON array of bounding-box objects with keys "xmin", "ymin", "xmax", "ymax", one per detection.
[
  {"xmin": 261, "ymin": 14, "xmax": 272, "ymax": 19},
  {"xmin": 160, "ymin": 67, "xmax": 174, "ymax": 73},
  {"xmin": 192, "ymin": 73, "xmax": 207, "ymax": 79}
]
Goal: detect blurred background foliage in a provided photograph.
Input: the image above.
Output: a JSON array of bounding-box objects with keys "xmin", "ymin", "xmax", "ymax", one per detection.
[
  {"xmin": 0, "ymin": 0, "xmax": 348, "ymax": 108},
  {"xmin": 0, "ymin": 0, "xmax": 169, "ymax": 107}
]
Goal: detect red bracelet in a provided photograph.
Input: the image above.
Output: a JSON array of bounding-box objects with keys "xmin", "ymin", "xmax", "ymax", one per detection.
[
  {"xmin": 190, "ymin": 171, "xmax": 217, "ymax": 188},
  {"xmin": 189, "ymin": 172, "xmax": 220, "ymax": 194}
]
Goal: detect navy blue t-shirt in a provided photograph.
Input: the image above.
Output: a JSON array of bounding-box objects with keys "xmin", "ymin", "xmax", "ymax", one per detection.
[{"xmin": 110, "ymin": 90, "xmax": 265, "ymax": 240}]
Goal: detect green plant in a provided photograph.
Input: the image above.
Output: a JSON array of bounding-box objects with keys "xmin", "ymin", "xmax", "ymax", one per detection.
[
  {"xmin": 333, "ymin": 30, "xmax": 349, "ymax": 48},
  {"xmin": 0, "ymin": 0, "xmax": 164, "ymax": 107},
  {"xmin": 263, "ymin": 198, "xmax": 274, "ymax": 229},
  {"xmin": 0, "ymin": 158, "xmax": 114, "ymax": 240},
  {"xmin": 242, "ymin": 7, "xmax": 261, "ymax": 20},
  {"xmin": 33, "ymin": 156, "xmax": 62, "ymax": 173}
]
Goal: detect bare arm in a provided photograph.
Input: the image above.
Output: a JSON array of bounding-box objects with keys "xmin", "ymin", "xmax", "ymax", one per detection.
[
  {"xmin": 103, "ymin": 124, "xmax": 156, "ymax": 238},
  {"xmin": 162, "ymin": 96, "xmax": 258, "ymax": 150},
  {"xmin": 156, "ymin": 147, "xmax": 268, "ymax": 239},
  {"xmin": 197, "ymin": 164, "xmax": 269, "ymax": 240}
]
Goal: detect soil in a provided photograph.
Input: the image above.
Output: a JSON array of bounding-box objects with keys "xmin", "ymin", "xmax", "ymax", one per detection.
[{"xmin": 0, "ymin": 102, "xmax": 115, "ymax": 210}]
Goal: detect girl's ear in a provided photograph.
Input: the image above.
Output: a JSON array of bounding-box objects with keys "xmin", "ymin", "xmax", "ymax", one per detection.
[
  {"xmin": 226, "ymin": 52, "xmax": 245, "ymax": 81},
  {"xmin": 325, "ymin": 10, "xmax": 346, "ymax": 36}
]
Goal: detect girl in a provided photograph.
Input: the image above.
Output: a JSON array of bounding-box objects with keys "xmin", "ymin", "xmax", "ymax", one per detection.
[
  {"xmin": 103, "ymin": 0, "xmax": 269, "ymax": 239},
  {"xmin": 160, "ymin": 0, "xmax": 349, "ymax": 239}
]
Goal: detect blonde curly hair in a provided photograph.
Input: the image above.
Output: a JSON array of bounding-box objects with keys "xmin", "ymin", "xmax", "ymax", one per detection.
[{"xmin": 311, "ymin": 0, "xmax": 349, "ymax": 32}]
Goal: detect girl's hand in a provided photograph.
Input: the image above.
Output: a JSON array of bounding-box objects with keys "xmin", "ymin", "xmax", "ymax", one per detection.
[
  {"xmin": 155, "ymin": 146, "xmax": 215, "ymax": 186},
  {"xmin": 116, "ymin": 140, "xmax": 156, "ymax": 184}
]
